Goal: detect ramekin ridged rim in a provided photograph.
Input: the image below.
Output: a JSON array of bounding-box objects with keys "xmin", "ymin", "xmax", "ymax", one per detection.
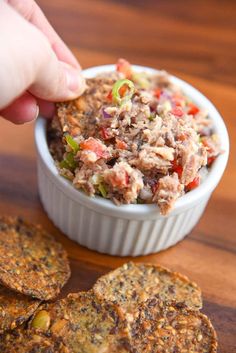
[{"xmin": 35, "ymin": 65, "xmax": 229, "ymax": 220}]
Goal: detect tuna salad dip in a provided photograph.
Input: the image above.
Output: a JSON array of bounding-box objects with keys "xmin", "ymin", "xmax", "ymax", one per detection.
[{"xmin": 48, "ymin": 59, "xmax": 221, "ymax": 215}]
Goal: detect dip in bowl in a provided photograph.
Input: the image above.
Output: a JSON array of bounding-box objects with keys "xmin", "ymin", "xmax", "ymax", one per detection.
[{"xmin": 35, "ymin": 61, "xmax": 229, "ymax": 256}]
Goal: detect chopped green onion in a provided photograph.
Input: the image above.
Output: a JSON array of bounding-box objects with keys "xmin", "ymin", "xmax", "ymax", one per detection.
[
  {"xmin": 60, "ymin": 152, "xmax": 77, "ymax": 170},
  {"xmin": 59, "ymin": 159, "xmax": 70, "ymax": 170},
  {"xmin": 65, "ymin": 135, "xmax": 80, "ymax": 153},
  {"xmin": 60, "ymin": 136, "xmax": 79, "ymax": 171},
  {"xmin": 112, "ymin": 79, "xmax": 135, "ymax": 105},
  {"xmin": 98, "ymin": 183, "xmax": 107, "ymax": 198},
  {"xmin": 148, "ymin": 114, "xmax": 156, "ymax": 121},
  {"xmin": 132, "ymin": 73, "xmax": 150, "ymax": 89},
  {"xmin": 65, "ymin": 152, "xmax": 77, "ymax": 168}
]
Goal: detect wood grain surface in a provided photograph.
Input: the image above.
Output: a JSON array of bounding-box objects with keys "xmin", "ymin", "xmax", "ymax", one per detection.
[{"xmin": 0, "ymin": 1, "xmax": 236, "ymax": 352}]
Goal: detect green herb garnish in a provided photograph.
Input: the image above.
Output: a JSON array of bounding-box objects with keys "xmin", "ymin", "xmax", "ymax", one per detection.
[
  {"xmin": 60, "ymin": 152, "xmax": 77, "ymax": 170},
  {"xmin": 148, "ymin": 114, "xmax": 156, "ymax": 121},
  {"xmin": 65, "ymin": 135, "xmax": 80, "ymax": 153},
  {"xmin": 98, "ymin": 183, "xmax": 107, "ymax": 198}
]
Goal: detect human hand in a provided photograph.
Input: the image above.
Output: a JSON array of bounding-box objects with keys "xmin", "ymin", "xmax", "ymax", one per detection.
[{"xmin": 0, "ymin": 0, "xmax": 85, "ymax": 124}]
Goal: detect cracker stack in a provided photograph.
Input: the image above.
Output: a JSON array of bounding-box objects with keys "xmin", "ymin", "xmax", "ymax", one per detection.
[
  {"xmin": 0, "ymin": 217, "xmax": 217, "ymax": 352},
  {"xmin": 0, "ymin": 216, "xmax": 70, "ymax": 335}
]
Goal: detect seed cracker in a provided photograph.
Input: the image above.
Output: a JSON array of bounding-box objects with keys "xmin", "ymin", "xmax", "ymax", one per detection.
[
  {"xmin": 93, "ymin": 262, "xmax": 202, "ymax": 316},
  {"xmin": 0, "ymin": 216, "xmax": 70, "ymax": 300},
  {"xmin": 29, "ymin": 291, "xmax": 131, "ymax": 353}
]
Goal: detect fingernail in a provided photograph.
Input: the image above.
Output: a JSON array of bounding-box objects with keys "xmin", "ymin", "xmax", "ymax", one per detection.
[
  {"xmin": 64, "ymin": 65, "xmax": 85, "ymax": 96},
  {"xmin": 22, "ymin": 105, "xmax": 39, "ymax": 125},
  {"xmin": 34, "ymin": 105, "xmax": 39, "ymax": 120}
]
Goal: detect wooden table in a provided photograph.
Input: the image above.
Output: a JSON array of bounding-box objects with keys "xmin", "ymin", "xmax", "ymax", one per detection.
[{"xmin": 0, "ymin": 1, "xmax": 235, "ymax": 351}]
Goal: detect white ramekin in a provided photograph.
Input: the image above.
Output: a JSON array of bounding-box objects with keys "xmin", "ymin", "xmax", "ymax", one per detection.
[{"xmin": 35, "ymin": 65, "xmax": 229, "ymax": 256}]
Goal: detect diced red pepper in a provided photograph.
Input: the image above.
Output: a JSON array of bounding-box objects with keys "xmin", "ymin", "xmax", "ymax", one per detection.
[
  {"xmin": 153, "ymin": 88, "xmax": 162, "ymax": 99},
  {"xmin": 116, "ymin": 138, "xmax": 127, "ymax": 150},
  {"xmin": 171, "ymin": 159, "xmax": 183, "ymax": 178},
  {"xmin": 100, "ymin": 127, "xmax": 110, "ymax": 140},
  {"xmin": 80, "ymin": 137, "xmax": 108, "ymax": 158},
  {"xmin": 207, "ymin": 156, "xmax": 216, "ymax": 166},
  {"xmin": 116, "ymin": 58, "xmax": 132, "ymax": 79},
  {"xmin": 171, "ymin": 107, "xmax": 184, "ymax": 117},
  {"xmin": 186, "ymin": 176, "xmax": 200, "ymax": 191},
  {"xmin": 125, "ymin": 171, "xmax": 129, "ymax": 186},
  {"xmin": 119, "ymin": 84, "xmax": 128, "ymax": 98},
  {"xmin": 188, "ymin": 103, "xmax": 199, "ymax": 116},
  {"xmin": 106, "ymin": 90, "xmax": 112, "ymax": 102}
]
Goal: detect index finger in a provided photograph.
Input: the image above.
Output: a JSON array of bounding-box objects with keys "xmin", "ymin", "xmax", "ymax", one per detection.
[{"xmin": 6, "ymin": 0, "xmax": 80, "ymax": 69}]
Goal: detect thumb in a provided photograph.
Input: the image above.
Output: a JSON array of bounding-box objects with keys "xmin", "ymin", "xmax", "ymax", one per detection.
[
  {"xmin": 0, "ymin": 3, "xmax": 85, "ymax": 110},
  {"xmin": 30, "ymin": 60, "xmax": 85, "ymax": 102}
]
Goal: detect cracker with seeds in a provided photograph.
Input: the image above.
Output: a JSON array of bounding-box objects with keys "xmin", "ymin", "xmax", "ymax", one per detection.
[
  {"xmin": 93, "ymin": 262, "xmax": 202, "ymax": 316},
  {"xmin": 0, "ymin": 216, "xmax": 70, "ymax": 300},
  {"xmin": 129, "ymin": 297, "xmax": 217, "ymax": 353},
  {"xmin": 0, "ymin": 326, "xmax": 68, "ymax": 353},
  {"xmin": 0, "ymin": 286, "xmax": 40, "ymax": 334},
  {"xmin": 30, "ymin": 291, "xmax": 131, "ymax": 353}
]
